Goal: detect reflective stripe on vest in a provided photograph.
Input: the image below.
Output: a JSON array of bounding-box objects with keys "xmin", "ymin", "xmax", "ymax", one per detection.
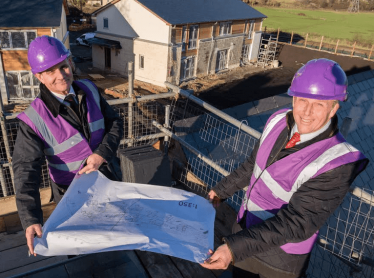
[
  {"xmin": 17, "ymin": 80, "xmax": 105, "ymax": 185},
  {"xmin": 251, "ymin": 142, "xmax": 359, "ymax": 204},
  {"xmin": 74, "ymin": 80, "xmax": 104, "ymax": 136}
]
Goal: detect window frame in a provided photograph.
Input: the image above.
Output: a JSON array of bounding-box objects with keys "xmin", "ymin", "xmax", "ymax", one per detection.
[
  {"xmin": 0, "ymin": 30, "xmax": 37, "ymax": 50},
  {"xmin": 180, "ymin": 56, "xmax": 196, "ymax": 81},
  {"xmin": 219, "ymin": 22, "xmax": 232, "ymax": 37},
  {"xmin": 103, "ymin": 18, "xmax": 109, "ymax": 29},
  {"xmin": 139, "ymin": 55, "xmax": 145, "ymax": 69},
  {"xmin": 188, "ymin": 25, "xmax": 198, "ymax": 50},
  {"xmin": 6, "ymin": 70, "xmax": 40, "ymax": 100},
  {"xmin": 248, "ymin": 20, "xmax": 255, "ymax": 39},
  {"xmin": 216, "ymin": 49, "xmax": 228, "ymax": 72},
  {"xmin": 181, "ymin": 26, "xmax": 187, "ymax": 51},
  {"xmin": 242, "ymin": 44, "xmax": 250, "ymax": 64}
]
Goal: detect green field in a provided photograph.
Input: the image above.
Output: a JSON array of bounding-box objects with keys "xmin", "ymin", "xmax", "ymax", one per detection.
[{"xmin": 255, "ymin": 7, "xmax": 374, "ymax": 46}]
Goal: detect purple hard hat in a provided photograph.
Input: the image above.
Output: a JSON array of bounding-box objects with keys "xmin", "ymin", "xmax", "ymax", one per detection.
[
  {"xmin": 288, "ymin": 58, "xmax": 348, "ymax": 101},
  {"xmin": 28, "ymin": 36, "xmax": 70, "ymax": 74}
]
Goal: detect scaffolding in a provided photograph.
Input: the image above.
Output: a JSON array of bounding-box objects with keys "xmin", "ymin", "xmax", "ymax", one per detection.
[{"xmin": 256, "ymin": 35, "xmax": 278, "ymax": 68}]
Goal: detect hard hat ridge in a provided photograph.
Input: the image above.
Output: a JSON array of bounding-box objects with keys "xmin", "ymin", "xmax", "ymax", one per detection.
[
  {"xmin": 287, "ymin": 58, "xmax": 348, "ymax": 102},
  {"xmin": 28, "ymin": 35, "xmax": 70, "ymax": 74}
]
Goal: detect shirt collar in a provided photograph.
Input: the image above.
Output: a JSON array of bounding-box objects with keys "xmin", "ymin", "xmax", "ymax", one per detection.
[
  {"xmin": 39, "ymin": 82, "xmax": 83, "ymax": 118},
  {"xmin": 290, "ymin": 120, "xmax": 331, "ymax": 145},
  {"xmin": 50, "ymin": 86, "xmax": 76, "ymax": 103}
]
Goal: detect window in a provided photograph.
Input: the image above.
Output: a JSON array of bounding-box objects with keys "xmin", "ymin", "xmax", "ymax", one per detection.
[
  {"xmin": 216, "ymin": 49, "xmax": 228, "ymax": 72},
  {"xmin": 0, "ymin": 31, "xmax": 36, "ymax": 49},
  {"xmin": 242, "ymin": 45, "xmax": 250, "ymax": 64},
  {"xmin": 6, "ymin": 71, "xmax": 40, "ymax": 100},
  {"xmin": 103, "ymin": 18, "xmax": 109, "ymax": 28},
  {"xmin": 181, "ymin": 26, "xmax": 187, "ymax": 51},
  {"xmin": 248, "ymin": 21, "xmax": 255, "ymax": 39},
  {"xmin": 139, "ymin": 55, "xmax": 144, "ymax": 69},
  {"xmin": 219, "ymin": 22, "xmax": 232, "ymax": 36},
  {"xmin": 180, "ymin": 56, "xmax": 195, "ymax": 81},
  {"xmin": 188, "ymin": 25, "xmax": 198, "ymax": 50}
]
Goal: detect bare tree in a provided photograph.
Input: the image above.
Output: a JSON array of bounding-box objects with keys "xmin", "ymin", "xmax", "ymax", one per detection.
[{"xmin": 71, "ymin": 0, "xmax": 88, "ymax": 12}]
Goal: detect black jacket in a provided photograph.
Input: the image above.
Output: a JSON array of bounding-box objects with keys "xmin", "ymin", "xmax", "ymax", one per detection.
[
  {"xmin": 14, "ymin": 82, "xmax": 124, "ymax": 230},
  {"xmin": 213, "ymin": 112, "xmax": 368, "ymax": 275}
]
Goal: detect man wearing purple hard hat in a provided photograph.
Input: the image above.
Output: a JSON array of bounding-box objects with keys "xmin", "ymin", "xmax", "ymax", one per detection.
[
  {"xmin": 202, "ymin": 59, "xmax": 368, "ymax": 277},
  {"xmin": 13, "ymin": 36, "xmax": 123, "ymax": 256}
]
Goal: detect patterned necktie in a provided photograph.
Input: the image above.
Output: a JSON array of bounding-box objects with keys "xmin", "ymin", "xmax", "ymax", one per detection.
[
  {"xmin": 64, "ymin": 94, "xmax": 79, "ymax": 117},
  {"xmin": 285, "ymin": 132, "xmax": 300, "ymax": 149}
]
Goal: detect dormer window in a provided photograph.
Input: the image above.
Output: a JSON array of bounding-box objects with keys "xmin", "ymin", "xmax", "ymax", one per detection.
[
  {"xmin": 219, "ymin": 22, "xmax": 232, "ymax": 36},
  {"xmin": 189, "ymin": 25, "xmax": 198, "ymax": 50}
]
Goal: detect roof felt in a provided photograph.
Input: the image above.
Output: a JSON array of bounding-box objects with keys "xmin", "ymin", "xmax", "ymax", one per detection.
[
  {"xmin": 135, "ymin": 0, "xmax": 266, "ymax": 25},
  {"xmin": 89, "ymin": 37, "xmax": 122, "ymax": 49},
  {"xmin": 0, "ymin": 0, "xmax": 63, "ymax": 28}
]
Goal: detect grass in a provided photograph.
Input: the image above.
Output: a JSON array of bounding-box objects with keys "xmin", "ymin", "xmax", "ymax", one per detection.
[{"xmin": 255, "ymin": 7, "xmax": 374, "ymax": 47}]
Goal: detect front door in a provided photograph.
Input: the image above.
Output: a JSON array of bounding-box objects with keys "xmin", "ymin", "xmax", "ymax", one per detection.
[{"xmin": 105, "ymin": 47, "xmax": 111, "ymax": 68}]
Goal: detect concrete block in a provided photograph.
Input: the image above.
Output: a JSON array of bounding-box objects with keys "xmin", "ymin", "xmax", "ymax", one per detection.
[
  {"xmin": 209, "ymin": 144, "xmax": 228, "ymax": 161},
  {"xmin": 347, "ymin": 85, "xmax": 356, "ymax": 95},
  {"xmin": 273, "ymin": 94, "xmax": 292, "ymax": 108},
  {"xmin": 357, "ymin": 128, "xmax": 367, "ymax": 141},
  {"xmin": 367, "ymin": 78, "xmax": 374, "ymax": 88},
  {"xmin": 351, "ymin": 83, "xmax": 361, "ymax": 95},
  {"xmin": 360, "ymin": 169, "xmax": 371, "ymax": 184},
  {"xmin": 356, "ymin": 92, "xmax": 369, "ymax": 105},
  {"xmin": 368, "ymin": 124, "xmax": 374, "ymax": 135},
  {"xmin": 362, "ymin": 80, "xmax": 371, "ymax": 90},
  {"xmin": 353, "ymin": 72, "xmax": 366, "ymax": 83},
  {"xmin": 347, "ymin": 75, "xmax": 356, "ymax": 85},
  {"xmin": 357, "ymin": 82, "xmax": 366, "ymax": 92},
  {"xmin": 366, "ymin": 165, "xmax": 374, "ymax": 180},
  {"xmin": 354, "ymin": 175, "xmax": 365, "ymax": 188},
  {"xmin": 350, "ymin": 131, "xmax": 361, "ymax": 144},
  {"xmin": 237, "ymin": 102, "xmax": 256, "ymax": 119},
  {"xmin": 363, "ymin": 70, "xmax": 374, "ymax": 79},
  {"xmin": 222, "ymin": 107, "xmax": 237, "ymax": 118},
  {"xmin": 368, "ymin": 148, "xmax": 374, "ymax": 162},
  {"xmin": 253, "ymin": 97, "xmax": 277, "ymax": 113},
  {"xmin": 360, "ymin": 140, "xmax": 371, "ymax": 153}
]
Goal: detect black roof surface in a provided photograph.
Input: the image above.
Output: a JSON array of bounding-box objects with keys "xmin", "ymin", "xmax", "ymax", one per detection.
[
  {"xmin": 0, "ymin": 0, "xmax": 63, "ymax": 28},
  {"xmin": 136, "ymin": 0, "xmax": 266, "ymax": 24}
]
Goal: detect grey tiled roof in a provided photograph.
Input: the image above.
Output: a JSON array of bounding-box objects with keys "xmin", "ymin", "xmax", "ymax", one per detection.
[
  {"xmin": 0, "ymin": 0, "xmax": 63, "ymax": 28},
  {"xmin": 223, "ymin": 93, "xmax": 292, "ymax": 132},
  {"xmin": 339, "ymin": 70, "xmax": 374, "ymax": 190},
  {"xmin": 136, "ymin": 0, "xmax": 266, "ymax": 25}
]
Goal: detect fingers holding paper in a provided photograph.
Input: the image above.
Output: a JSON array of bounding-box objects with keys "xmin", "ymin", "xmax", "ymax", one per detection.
[
  {"xmin": 200, "ymin": 244, "xmax": 233, "ymax": 270},
  {"xmin": 26, "ymin": 223, "xmax": 42, "ymax": 256}
]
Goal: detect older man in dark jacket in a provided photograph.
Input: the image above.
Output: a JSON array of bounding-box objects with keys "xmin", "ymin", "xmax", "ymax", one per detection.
[
  {"xmin": 13, "ymin": 36, "xmax": 123, "ymax": 256},
  {"xmin": 201, "ymin": 59, "xmax": 368, "ymax": 278}
]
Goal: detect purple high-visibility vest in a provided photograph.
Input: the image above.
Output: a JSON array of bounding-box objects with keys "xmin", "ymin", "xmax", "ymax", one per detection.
[
  {"xmin": 17, "ymin": 80, "xmax": 105, "ymax": 186},
  {"xmin": 238, "ymin": 109, "xmax": 366, "ymax": 255}
]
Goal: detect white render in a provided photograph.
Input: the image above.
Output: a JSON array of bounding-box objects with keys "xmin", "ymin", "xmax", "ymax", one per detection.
[
  {"xmin": 134, "ymin": 39, "xmax": 169, "ymax": 87},
  {"xmin": 92, "ymin": 33, "xmax": 134, "ymax": 75},
  {"xmin": 96, "ymin": 0, "xmax": 170, "ymax": 44}
]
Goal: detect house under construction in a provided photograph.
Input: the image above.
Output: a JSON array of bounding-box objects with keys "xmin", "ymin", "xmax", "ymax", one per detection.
[{"xmin": 91, "ymin": 0, "xmax": 266, "ymax": 87}]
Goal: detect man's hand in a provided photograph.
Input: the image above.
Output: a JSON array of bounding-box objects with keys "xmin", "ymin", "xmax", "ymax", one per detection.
[
  {"xmin": 200, "ymin": 244, "xmax": 233, "ymax": 270},
  {"xmin": 79, "ymin": 153, "xmax": 105, "ymax": 175},
  {"xmin": 207, "ymin": 190, "xmax": 221, "ymax": 208},
  {"xmin": 26, "ymin": 224, "xmax": 42, "ymax": 256}
]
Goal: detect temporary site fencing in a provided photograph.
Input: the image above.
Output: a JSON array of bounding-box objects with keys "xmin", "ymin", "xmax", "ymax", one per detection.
[
  {"xmin": 262, "ymin": 30, "xmax": 374, "ymax": 61},
  {"xmin": 0, "ymin": 83, "xmax": 373, "ymax": 277}
]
